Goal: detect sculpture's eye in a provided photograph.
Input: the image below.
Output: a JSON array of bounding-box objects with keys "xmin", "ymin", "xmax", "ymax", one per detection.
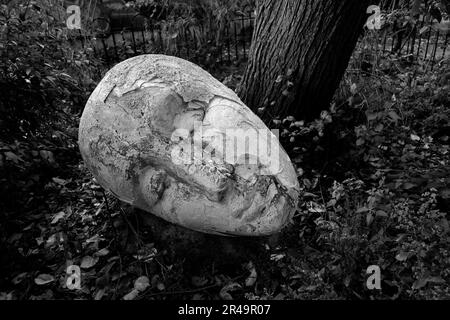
[
  {"xmin": 79, "ymin": 54, "xmax": 300, "ymax": 236},
  {"xmin": 143, "ymin": 87, "xmax": 184, "ymax": 139}
]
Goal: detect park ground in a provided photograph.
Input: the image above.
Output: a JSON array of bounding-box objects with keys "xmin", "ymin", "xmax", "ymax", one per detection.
[{"xmin": 1, "ymin": 41, "xmax": 450, "ymax": 299}]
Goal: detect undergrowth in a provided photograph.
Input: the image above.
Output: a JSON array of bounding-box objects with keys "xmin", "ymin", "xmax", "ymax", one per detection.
[{"xmin": 1, "ymin": 1, "xmax": 450, "ymax": 300}]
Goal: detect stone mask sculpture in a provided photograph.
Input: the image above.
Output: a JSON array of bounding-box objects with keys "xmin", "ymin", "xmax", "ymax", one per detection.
[{"xmin": 79, "ymin": 54, "xmax": 300, "ymax": 236}]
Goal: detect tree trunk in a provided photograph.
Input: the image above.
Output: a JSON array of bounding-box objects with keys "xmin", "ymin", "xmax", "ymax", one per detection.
[{"xmin": 239, "ymin": 0, "xmax": 373, "ymax": 120}]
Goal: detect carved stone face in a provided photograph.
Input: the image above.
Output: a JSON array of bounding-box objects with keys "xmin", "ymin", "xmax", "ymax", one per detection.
[{"xmin": 79, "ymin": 54, "xmax": 300, "ymax": 236}]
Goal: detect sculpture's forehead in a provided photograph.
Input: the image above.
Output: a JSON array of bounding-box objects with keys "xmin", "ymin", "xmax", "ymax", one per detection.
[
  {"xmin": 110, "ymin": 86, "xmax": 186, "ymax": 138},
  {"xmin": 97, "ymin": 54, "xmax": 242, "ymax": 106}
]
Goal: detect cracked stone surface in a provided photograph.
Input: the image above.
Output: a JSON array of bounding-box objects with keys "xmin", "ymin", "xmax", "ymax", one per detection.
[{"xmin": 79, "ymin": 54, "xmax": 300, "ymax": 236}]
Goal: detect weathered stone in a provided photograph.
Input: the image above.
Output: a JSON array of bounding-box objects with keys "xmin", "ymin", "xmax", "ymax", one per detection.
[{"xmin": 79, "ymin": 54, "xmax": 299, "ymax": 236}]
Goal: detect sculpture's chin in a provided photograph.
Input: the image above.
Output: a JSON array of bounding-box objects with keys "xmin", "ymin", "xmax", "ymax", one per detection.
[{"xmin": 79, "ymin": 54, "xmax": 300, "ymax": 237}]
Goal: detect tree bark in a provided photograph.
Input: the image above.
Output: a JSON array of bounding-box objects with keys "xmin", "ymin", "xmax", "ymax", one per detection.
[{"xmin": 238, "ymin": 0, "xmax": 374, "ymax": 120}]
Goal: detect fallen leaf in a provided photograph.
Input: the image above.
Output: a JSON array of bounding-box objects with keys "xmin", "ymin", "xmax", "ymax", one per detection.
[
  {"xmin": 307, "ymin": 201, "xmax": 326, "ymax": 213},
  {"xmin": 134, "ymin": 276, "xmax": 150, "ymax": 292},
  {"xmin": 356, "ymin": 207, "xmax": 370, "ymax": 214},
  {"xmin": 375, "ymin": 210, "xmax": 388, "ymax": 218},
  {"xmin": 219, "ymin": 283, "xmax": 241, "ymax": 300},
  {"xmin": 0, "ymin": 292, "xmax": 13, "ymax": 300},
  {"xmin": 274, "ymin": 293, "xmax": 286, "ymax": 300},
  {"xmin": 395, "ymin": 251, "xmax": 410, "ymax": 262},
  {"xmin": 192, "ymin": 276, "xmax": 208, "ymax": 288},
  {"xmin": 388, "ymin": 111, "xmax": 400, "ymax": 122},
  {"xmin": 34, "ymin": 274, "xmax": 55, "ymax": 285},
  {"xmin": 270, "ymin": 254, "xmax": 285, "ymax": 262},
  {"xmin": 94, "ymin": 288, "xmax": 105, "ymax": 300},
  {"xmin": 428, "ymin": 276, "xmax": 445, "ymax": 284},
  {"xmin": 12, "ymin": 272, "xmax": 28, "ymax": 285},
  {"xmin": 5, "ymin": 151, "xmax": 22, "ymax": 164},
  {"xmin": 51, "ymin": 211, "xmax": 65, "ymax": 224},
  {"xmin": 123, "ymin": 289, "xmax": 139, "ymax": 300},
  {"xmin": 356, "ymin": 138, "xmax": 365, "ymax": 146},
  {"xmin": 39, "ymin": 150, "xmax": 55, "ymax": 164},
  {"xmin": 412, "ymin": 278, "xmax": 428, "ymax": 290},
  {"xmin": 366, "ymin": 112, "xmax": 378, "ymax": 121},
  {"xmin": 366, "ymin": 213, "xmax": 374, "ymax": 226},
  {"xmin": 80, "ymin": 256, "xmax": 99, "ymax": 269},
  {"xmin": 86, "ymin": 234, "xmax": 105, "ymax": 244},
  {"xmin": 133, "ymin": 246, "xmax": 157, "ymax": 262},
  {"xmin": 156, "ymin": 282, "xmax": 165, "ymax": 291},
  {"xmin": 403, "ymin": 182, "xmax": 416, "ymax": 190},
  {"xmin": 52, "ymin": 178, "xmax": 67, "ymax": 186},
  {"xmin": 7, "ymin": 233, "xmax": 22, "ymax": 244},
  {"xmin": 95, "ymin": 248, "xmax": 110, "ymax": 257},
  {"xmin": 245, "ymin": 262, "xmax": 257, "ymax": 287}
]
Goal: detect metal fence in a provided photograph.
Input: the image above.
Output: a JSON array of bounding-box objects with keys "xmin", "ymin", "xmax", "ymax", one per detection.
[
  {"xmin": 362, "ymin": 0, "xmax": 450, "ymax": 64},
  {"xmin": 79, "ymin": 11, "xmax": 255, "ymax": 66},
  {"xmin": 83, "ymin": 3, "xmax": 448, "ymax": 67}
]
